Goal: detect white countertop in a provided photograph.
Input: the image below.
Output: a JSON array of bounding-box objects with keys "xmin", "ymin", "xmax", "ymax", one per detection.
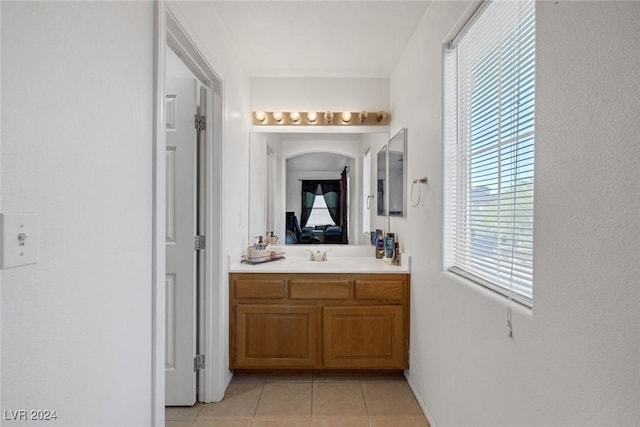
[{"xmin": 228, "ymin": 255, "xmax": 411, "ymax": 274}]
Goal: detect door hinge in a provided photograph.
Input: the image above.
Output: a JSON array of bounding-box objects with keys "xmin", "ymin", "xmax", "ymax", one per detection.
[
  {"xmin": 194, "ymin": 354, "xmax": 205, "ymax": 371},
  {"xmin": 194, "ymin": 114, "xmax": 206, "ymax": 130},
  {"xmin": 194, "ymin": 235, "xmax": 206, "ymax": 251}
]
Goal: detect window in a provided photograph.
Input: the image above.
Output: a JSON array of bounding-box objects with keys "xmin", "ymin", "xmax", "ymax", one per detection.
[
  {"xmin": 444, "ymin": 0, "xmax": 535, "ymax": 306},
  {"xmin": 306, "ymin": 195, "xmax": 336, "ymax": 227},
  {"xmin": 301, "ymin": 181, "xmax": 340, "ymax": 228},
  {"xmin": 362, "ymin": 149, "xmax": 371, "ymax": 234}
]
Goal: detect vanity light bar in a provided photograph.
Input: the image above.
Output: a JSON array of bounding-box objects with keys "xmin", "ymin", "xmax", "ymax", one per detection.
[{"xmin": 252, "ymin": 111, "xmax": 389, "ymax": 126}]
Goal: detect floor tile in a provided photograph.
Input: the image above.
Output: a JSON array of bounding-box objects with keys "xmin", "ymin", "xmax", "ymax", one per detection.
[
  {"xmin": 166, "ymin": 421, "xmax": 195, "ymax": 427},
  {"xmin": 369, "ymin": 416, "xmax": 430, "ymax": 427},
  {"xmin": 250, "ymin": 417, "xmax": 312, "ymax": 427},
  {"xmin": 264, "ymin": 374, "xmax": 313, "ymax": 383},
  {"xmin": 199, "ymin": 382, "xmax": 263, "ymax": 418},
  {"xmin": 193, "ymin": 419, "xmax": 252, "ymax": 427},
  {"xmin": 166, "ymin": 403, "xmax": 204, "ymax": 421},
  {"xmin": 312, "ymin": 374, "xmax": 362, "ymax": 382},
  {"xmin": 359, "ymin": 372, "xmax": 406, "ymax": 382},
  {"xmin": 311, "ymin": 417, "xmax": 370, "ymax": 427},
  {"xmin": 255, "ymin": 382, "xmax": 312, "ymax": 418},
  {"xmin": 231, "ymin": 374, "xmax": 266, "ymax": 383},
  {"xmin": 169, "ymin": 373, "xmax": 428, "ymax": 427},
  {"xmin": 361, "ymin": 382, "xmax": 424, "ymax": 417},
  {"xmin": 312, "ymin": 382, "xmax": 367, "ymax": 417}
]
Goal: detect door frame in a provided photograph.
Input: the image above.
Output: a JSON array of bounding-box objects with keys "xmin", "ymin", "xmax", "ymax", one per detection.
[{"xmin": 153, "ymin": 2, "xmax": 224, "ymax": 425}]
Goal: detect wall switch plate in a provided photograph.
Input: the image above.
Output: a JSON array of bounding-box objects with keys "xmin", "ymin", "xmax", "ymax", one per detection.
[{"xmin": 0, "ymin": 212, "xmax": 38, "ymax": 269}]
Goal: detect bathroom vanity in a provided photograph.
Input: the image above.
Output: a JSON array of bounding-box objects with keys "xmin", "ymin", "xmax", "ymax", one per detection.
[{"xmin": 228, "ymin": 255, "xmax": 410, "ymax": 371}]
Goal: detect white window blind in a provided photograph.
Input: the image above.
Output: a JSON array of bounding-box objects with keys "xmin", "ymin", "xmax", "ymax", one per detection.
[{"xmin": 444, "ymin": 0, "xmax": 535, "ymax": 306}]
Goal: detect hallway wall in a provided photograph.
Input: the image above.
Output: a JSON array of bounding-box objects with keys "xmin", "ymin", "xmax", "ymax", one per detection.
[
  {"xmin": 390, "ymin": 1, "xmax": 640, "ymax": 426},
  {"xmin": 1, "ymin": 2, "xmax": 154, "ymax": 426},
  {"xmin": 1, "ymin": 0, "xmax": 252, "ymax": 424}
]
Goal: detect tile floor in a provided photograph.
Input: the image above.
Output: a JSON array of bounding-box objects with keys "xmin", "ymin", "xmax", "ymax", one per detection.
[{"xmin": 166, "ymin": 373, "xmax": 429, "ymax": 427}]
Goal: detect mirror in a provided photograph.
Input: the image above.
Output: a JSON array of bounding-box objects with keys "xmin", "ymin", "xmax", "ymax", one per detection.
[
  {"xmin": 376, "ymin": 128, "xmax": 407, "ymax": 218},
  {"xmin": 388, "ymin": 128, "xmax": 407, "ymax": 217},
  {"xmin": 249, "ymin": 132, "xmax": 389, "ymax": 246}
]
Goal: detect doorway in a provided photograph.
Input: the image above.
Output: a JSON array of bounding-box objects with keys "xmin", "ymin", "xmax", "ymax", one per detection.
[
  {"xmin": 153, "ymin": 6, "xmax": 225, "ymax": 424},
  {"xmin": 164, "ymin": 47, "xmax": 206, "ymax": 406}
]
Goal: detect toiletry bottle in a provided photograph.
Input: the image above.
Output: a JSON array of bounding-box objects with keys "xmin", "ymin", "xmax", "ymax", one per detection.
[
  {"xmin": 373, "ymin": 229, "xmax": 380, "ymax": 255},
  {"xmin": 376, "ymin": 230, "xmax": 385, "ymax": 259},
  {"xmin": 394, "ymin": 242, "xmax": 401, "ymax": 266},
  {"xmin": 384, "ymin": 232, "xmax": 395, "ymax": 264},
  {"xmin": 255, "ymin": 235, "xmax": 265, "ymax": 250},
  {"xmin": 265, "ymin": 231, "xmax": 274, "ymax": 246}
]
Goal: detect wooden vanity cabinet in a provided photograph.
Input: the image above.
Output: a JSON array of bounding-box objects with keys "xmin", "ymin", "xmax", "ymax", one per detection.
[{"xmin": 229, "ymin": 273, "xmax": 409, "ymax": 370}]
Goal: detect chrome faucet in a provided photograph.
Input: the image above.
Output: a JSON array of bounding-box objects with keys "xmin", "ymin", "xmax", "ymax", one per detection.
[{"xmin": 309, "ymin": 250, "xmax": 327, "ymax": 262}]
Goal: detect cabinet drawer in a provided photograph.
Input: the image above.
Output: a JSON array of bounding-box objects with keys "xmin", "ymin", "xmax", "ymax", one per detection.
[
  {"xmin": 290, "ymin": 280, "xmax": 350, "ymax": 300},
  {"xmin": 354, "ymin": 279, "xmax": 405, "ymax": 301},
  {"xmin": 234, "ymin": 280, "xmax": 286, "ymax": 299}
]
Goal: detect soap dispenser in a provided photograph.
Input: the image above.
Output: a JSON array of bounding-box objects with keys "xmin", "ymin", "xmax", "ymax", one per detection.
[
  {"xmin": 266, "ymin": 231, "xmax": 278, "ymax": 246},
  {"xmin": 254, "ymin": 235, "xmax": 265, "ymax": 250}
]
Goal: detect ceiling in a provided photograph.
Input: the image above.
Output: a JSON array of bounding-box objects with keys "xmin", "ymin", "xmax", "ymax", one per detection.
[{"xmin": 211, "ymin": 1, "xmax": 432, "ymax": 78}]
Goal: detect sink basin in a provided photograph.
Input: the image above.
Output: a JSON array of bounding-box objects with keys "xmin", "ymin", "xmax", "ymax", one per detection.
[{"xmin": 280, "ymin": 257, "xmax": 377, "ymax": 272}]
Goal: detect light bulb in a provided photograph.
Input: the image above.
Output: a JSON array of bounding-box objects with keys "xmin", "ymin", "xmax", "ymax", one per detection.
[
  {"xmin": 272, "ymin": 111, "xmax": 283, "ymax": 122},
  {"xmin": 254, "ymin": 111, "xmax": 266, "ymax": 122},
  {"xmin": 290, "ymin": 111, "xmax": 300, "ymax": 122},
  {"xmin": 324, "ymin": 111, "xmax": 334, "ymax": 123},
  {"xmin": 341, "ymin": 111, "xmax": 352, "ymax": 123},
  {"xmin": 359, "ymin": 111, "xmax": 368, "ymax": 123},
  {"xmin": 307, "ymin": 112, "xmax": 318, "ymax": 123}
]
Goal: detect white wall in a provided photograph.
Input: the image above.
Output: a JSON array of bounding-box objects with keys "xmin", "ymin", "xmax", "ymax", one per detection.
[
  {"xmin": 251, "ymin": 77, "xmax": 389, "ymax": 111},
  {"xmin": 0, "ymin": 1, "xmax": 4, "ymax": 412},
  {"xmin": 0, "ymin": 2, "xmax": 252, "ymax": 425},
  {"xmin": 249, "ymin": 133, "xmax": 268, "ymax": 242},
  {"xmin": 390, "ymin": 1, "xmax": 640, "ymax": 426},
  {"xmin": 166, "ymin": 1, "xmax": 251, "ymax": 401},
  {"xmin": 1, "ymin": 2, "xmax": 154, "ymax": 426}
]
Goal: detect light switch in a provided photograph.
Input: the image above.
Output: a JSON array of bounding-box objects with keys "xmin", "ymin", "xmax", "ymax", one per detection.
[{"xmin": 0, "ymin": 212, "xmax": 38, "ymax": 269}]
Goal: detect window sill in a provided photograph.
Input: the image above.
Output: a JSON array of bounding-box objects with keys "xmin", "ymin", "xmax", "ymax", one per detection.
[{"xmin": 443, "ymin": 270, "xmax": 534, "ymax": 318}]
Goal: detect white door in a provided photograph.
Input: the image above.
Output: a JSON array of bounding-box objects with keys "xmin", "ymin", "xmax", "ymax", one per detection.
[
  {"xmin": 196, "ymin": 85, "xmax": 208, "ymax": 401},
  {"xmin": 165, "ymin": 78, "xmax": 198, "ymax": 406}
]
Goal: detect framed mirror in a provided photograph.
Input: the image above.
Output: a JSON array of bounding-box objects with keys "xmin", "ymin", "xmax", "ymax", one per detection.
[
  {"xmin": 388, "ymin": 128, "xmax": 407, "ymax": 217},
  {"xmin": 376, "ymin": 145, "xmax": 387, "ymax": 216},
  {"xmin": 248, "ymin": 132, "xmax": 389, "ymax": 246}
]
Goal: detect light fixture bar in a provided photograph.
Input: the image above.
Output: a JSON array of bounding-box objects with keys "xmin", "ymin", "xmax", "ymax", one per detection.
[{"xmin": 252, "ymin": 111, "xmax": 389, "ymax": 126}]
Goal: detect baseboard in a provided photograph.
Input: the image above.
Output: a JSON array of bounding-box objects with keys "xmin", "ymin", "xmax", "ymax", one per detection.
[{"xmin": 404, "ymin": 370, "xmax": 438, "ymax": 427}]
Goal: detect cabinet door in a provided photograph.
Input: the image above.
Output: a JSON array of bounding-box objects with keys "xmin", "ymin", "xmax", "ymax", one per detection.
[
  {"xmin": 235, "ymin": 304, "xmax": 318, "ymax": 368},
  {"xmin": 323, "ymin": 306, "xmax": 405, "ymax": 369}
]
